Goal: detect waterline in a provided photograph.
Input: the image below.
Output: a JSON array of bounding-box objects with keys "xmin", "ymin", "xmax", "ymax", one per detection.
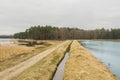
[
  {"xmin": 81, "ymin": 40, "xmax": 120, "ymax": 78},
  {"xmin": 53, "ymin": 52, "xmax": 69, "ymax": 80}
]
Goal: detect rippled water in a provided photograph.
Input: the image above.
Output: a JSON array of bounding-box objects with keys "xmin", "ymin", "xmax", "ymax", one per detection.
[
  {"xmin": 81, "ymin": 40, "xmax": 120, "ymax": 78},
  {"xmin": 0, "ymin": 38, "xmax": 14, "ymax": 45}
]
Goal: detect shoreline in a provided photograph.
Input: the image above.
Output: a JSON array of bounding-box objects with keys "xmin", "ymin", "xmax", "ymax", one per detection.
[
  {"xmin": 64, "ymin": 40, "xmax": 118, "ymax": 80},
  {"xmin": 79, "ymin": 39, "xmax": 120, "ymax": 42}
]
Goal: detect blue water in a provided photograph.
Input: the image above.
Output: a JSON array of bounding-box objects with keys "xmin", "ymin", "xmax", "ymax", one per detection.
[{"xmin": 81, "ymin": 40, "xmax": 120, "ymax": 78}]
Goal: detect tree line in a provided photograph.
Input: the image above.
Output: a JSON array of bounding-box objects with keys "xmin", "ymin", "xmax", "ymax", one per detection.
[
  {"xmin": 0, "ymin": 35, "xmax": 13, "ymax": 38},
  {"xmin": 14, "ymin": 25, "xmax": 120, "ymax": 40}
]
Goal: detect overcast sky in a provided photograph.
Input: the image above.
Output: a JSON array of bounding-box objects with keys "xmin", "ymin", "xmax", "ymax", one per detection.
[{"xmin": 0, "ymin": 0, "xmax": 120, "ymax": 34}]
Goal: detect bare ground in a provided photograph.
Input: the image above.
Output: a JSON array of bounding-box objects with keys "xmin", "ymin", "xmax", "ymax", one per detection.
[{"xmin": 0, "ymin": 41, "xmax": 67, "ymax": 80}]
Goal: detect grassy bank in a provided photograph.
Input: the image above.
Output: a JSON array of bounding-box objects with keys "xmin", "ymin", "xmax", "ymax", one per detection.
[
  {"xmin": 64, "ymin": 40, "xmax": 117, "ymax": 80},
  {"xmin": 0, "ymin": 40, "xmax": 62, "ymax": 71},
  {"xmin": 12, "ymin": 40, "xmax": 71, "ymax": 80}
]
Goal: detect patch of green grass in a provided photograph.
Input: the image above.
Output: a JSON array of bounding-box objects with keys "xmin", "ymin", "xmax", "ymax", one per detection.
[{"xmin": 51, "ymin": 55, "xmax": 60, "ymax": 64}]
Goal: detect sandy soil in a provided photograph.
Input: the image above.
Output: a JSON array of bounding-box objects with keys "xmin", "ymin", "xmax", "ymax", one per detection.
[{"xmin": 0, "ymin": 41, "xmax": 66, "ymax": 80}]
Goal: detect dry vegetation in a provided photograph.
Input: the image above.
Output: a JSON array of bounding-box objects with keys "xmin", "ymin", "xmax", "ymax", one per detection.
[
  {"xmin": 12, "ymin": 40, "xmax": 71, "ymax": 80},
  {"xmin": 64, "ymin": 40, "xmax": 118, "ymax": 80},
  {"xmin": 0, "ymin": 40, "xmax": 62, "ymax": 71},
  {"xmin": 0, "ymin": 45, "xmax": 33, "ymax": 61}
]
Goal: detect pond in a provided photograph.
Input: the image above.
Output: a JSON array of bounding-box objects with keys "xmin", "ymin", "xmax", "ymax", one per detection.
[{"xmin": 81, "ymin": 40, "xmax": 120, "ymax": 78}]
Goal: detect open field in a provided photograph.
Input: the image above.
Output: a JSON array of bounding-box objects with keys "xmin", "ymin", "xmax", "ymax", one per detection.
[
  {"xmin": 6, "ymin": 40, "xmax": 71, "ymax": 80},
  {"xmin": 0, "ymin": 45, "xmax": 34, "ymax": 61},
  {"xmin": 0, "ymin": 40, "xmax": 63, "ymax": 72},
  {"xmin": 64, "ymin": 40, "xmax": 118, "ymax": 80}
]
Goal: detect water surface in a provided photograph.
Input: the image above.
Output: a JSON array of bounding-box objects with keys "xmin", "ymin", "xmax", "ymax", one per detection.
[
  {"xmin": 81, "ymin": 40, "xmax": 120, "ymax": 78},
  {"xmin": 53, "ymin": 52, "xmax": 69, "ymax": 80},
  {"xmin": 0, "ymin": 38, "xmax": 14, "ymax": 45}
]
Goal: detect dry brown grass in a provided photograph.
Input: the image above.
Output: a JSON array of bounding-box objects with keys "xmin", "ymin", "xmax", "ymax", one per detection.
[
  {"xmin": 0, "ymin": 40, "xmax": 63, "ymax": 72},
  {"xmin": 12, "ymin": 40, "xmax": 71, "ymax": 80},
  {"xmin": 64, "ymin": 40, "xmax": 117, "ymax": 80},
  {"xmin": 0, "ymin": 45, "xmax": 34, "ymax": 61},
  {"xmin": 0, "ymin": 40, "xmax": 62, "ymax": 61},
  {"xmin": 15, "ymin": 39, "xmax": 64, "ymax": 45}
]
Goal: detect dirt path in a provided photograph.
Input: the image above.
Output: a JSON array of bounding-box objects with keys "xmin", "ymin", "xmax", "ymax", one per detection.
[{"xmin": 0, "ymin": 41, "xmax": 67, "ymax": 80}]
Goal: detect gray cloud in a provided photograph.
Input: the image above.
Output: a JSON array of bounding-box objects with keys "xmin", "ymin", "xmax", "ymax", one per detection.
[{"xmin": 0, "ymin": 0, "xmax": 120, "ymax": 34}]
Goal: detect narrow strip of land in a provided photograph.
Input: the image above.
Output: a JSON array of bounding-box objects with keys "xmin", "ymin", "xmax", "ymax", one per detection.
[
  {"xmin": 0, "ymin": 41, "xmax": 67, "ymax": 80},
  {"xmin": 64, "ymin": 40, "xmax": 118, "ymax": 80}
]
